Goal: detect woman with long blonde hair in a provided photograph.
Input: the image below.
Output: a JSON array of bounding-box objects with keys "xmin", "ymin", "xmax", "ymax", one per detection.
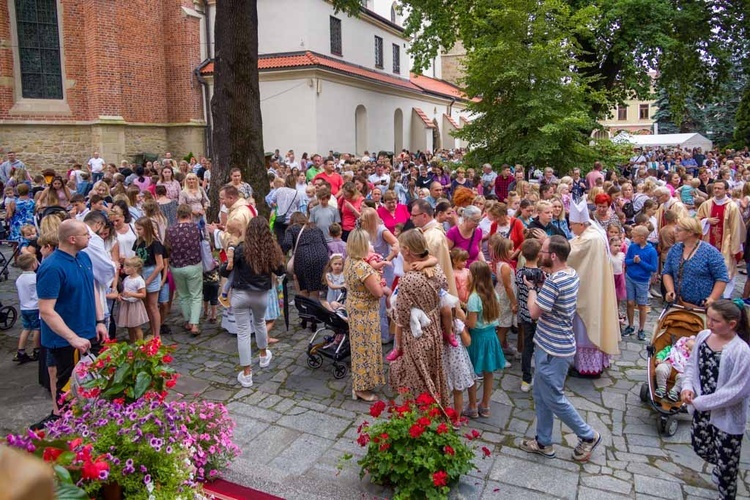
[
  {"xmin": 178, "ymin": 173, "xmax": 209, "ymax": 223},
  {"xmin": 344, "ymin": 228, "xmax": 387, "ymax": 401}
]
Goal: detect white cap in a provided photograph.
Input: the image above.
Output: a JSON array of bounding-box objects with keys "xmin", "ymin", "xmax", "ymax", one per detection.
[{"xmin": 569, "ymin": 198, "xmax": 591, "ymax": 224}]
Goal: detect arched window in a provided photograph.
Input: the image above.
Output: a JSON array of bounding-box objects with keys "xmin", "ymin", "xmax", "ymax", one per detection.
[
  {"xmin": 13, "ymin": 0, "xmax": 64, "ymax": 99},
  {"xmin": 390, "ymin": 2, "xmax": 400, "ymax": 24}
]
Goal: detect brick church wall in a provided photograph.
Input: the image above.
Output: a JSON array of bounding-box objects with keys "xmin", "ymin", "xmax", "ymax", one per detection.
[{"xmin": 0, "ymin": 0, "xmax": 206, "ymax": 169}]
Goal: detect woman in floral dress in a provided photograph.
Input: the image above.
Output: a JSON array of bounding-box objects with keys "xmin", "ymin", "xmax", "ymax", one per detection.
[
  {"xmin": 344, "ymin": 228, "xmax": 386, "ymax": 402},
  {"xmin": 390, "ymin": 229, "xmax": 450, "ymax": 406}
]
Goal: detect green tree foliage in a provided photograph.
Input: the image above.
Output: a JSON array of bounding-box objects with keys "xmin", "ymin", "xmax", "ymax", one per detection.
[
  {"xmin": 451, "ymin": 0, "xmax": 601, "ymax": 170},
  {"xmin": 398, "ymin": 0, "xmax": 746, "ymax": 169},
  {"xmin": 734, "ymin": 85, "xmax": 750, "ymax": 149}
]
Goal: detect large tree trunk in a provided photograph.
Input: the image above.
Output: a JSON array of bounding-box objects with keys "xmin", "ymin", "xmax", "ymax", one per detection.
[{"xmin": 210, "ymin": 0, "xmax": 268, "ymax": 221}]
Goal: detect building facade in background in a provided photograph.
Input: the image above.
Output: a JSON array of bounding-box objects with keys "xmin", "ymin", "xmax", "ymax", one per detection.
[
  {"xmin": 0, "ymin": 0, "xmax": 472, "ymax": 171},
  {"xmin": 0, "ymin": 0, "xmax": 207, "ymax": 171}
]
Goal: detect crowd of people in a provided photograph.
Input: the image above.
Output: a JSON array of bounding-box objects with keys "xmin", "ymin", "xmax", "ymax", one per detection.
[{"xmin": 4, "ymin": 144, "xmax": 750, "ymax": 498}]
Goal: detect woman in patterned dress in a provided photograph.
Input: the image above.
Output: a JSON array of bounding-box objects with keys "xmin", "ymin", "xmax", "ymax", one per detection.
[
  {"xmin": 682, "ymin": 300, "xmax": 750, "ymax": 500},
  {"xmin": 344, "ymin": 228, "xmax": 386, "ymax": 402},
  {"xmin": 389, "ymin": 229, "xmax": 450, "ymax": 406},
  {"xmin": 178, "ymin": 173, "xmax": 209, "ymax": 225},
  {"xmin": 282, "ymin": 212, "xmax": 329, "ymax": 298}
]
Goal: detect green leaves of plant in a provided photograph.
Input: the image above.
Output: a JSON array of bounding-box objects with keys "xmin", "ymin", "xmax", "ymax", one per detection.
[{"xmin": 134, "ymin": 372, "xmax": 152, "ymax": 399}]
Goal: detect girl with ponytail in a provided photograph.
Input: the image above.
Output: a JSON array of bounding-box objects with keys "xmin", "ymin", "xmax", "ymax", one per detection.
[{"xmin": 681, "ymin": 299, "xmax": 750, "ymax": 499}]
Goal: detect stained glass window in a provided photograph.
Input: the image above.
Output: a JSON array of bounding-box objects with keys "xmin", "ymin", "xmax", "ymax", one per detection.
[{"xmin": 15, "ymin": 0, "xmax": 63, "ymax": 99}]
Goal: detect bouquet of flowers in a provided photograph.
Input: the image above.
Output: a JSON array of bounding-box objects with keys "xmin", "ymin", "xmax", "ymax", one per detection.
[
  {"xmin": 74, "ymin": 337, "xmax": 178, "ymax": 403},
  {"xmin": 344, "ymin": 391, "xmax": 485, "ymax": 499}
]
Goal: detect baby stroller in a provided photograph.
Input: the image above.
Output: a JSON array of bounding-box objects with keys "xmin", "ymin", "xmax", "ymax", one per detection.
[
  {"xmin": 639, "ymin": 303, "xmax": 705, "ymax": 436},
  {"xmin": 295, "ymin": 296, "xmax": 351, "ymax": 379}
]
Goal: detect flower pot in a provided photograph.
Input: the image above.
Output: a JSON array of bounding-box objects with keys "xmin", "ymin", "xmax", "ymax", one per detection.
[{"xmin": 101, "ymin": 482, "xmax": 123, "ymax": 500}]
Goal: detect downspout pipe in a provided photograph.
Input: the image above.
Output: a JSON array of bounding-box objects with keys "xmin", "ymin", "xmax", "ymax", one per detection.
[{"xmin": 194, "ymin": 0, "xmax": 213, "ymax": 158}]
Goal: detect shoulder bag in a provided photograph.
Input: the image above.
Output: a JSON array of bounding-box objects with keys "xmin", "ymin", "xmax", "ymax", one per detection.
[{"xmin": 286, "ymin": 225, "xmax": 305, "ymax": 275}]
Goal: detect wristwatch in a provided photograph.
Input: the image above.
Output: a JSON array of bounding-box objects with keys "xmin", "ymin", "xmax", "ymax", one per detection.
[{"xmin": 96, "ymin": 319, "xmax": 106, "ymax": 325}]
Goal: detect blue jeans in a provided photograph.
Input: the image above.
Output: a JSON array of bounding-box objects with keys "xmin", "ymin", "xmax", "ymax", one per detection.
[
  {"xmin": 533, "ymin": 348, "xmax": 594, "ymax": 447},
  {"xmin": 92, "ymin": 172, "xmax": 104, "ymax": 183}
]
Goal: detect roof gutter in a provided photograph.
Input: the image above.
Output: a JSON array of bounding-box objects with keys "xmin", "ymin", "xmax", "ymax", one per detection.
[{"xmin": 194, "ymin": 0, "xmax": 213, "ymax": 158}]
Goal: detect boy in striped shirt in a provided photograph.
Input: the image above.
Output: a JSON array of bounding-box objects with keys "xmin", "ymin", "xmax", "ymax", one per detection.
[{"xmin": 519, "ymin": 235, "xmax": 602, "ymax": 462}]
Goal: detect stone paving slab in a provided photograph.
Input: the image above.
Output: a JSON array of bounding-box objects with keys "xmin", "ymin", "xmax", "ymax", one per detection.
[{"xmin": 2, "ymin": 246, "xmax": 750, "ymax": 499}]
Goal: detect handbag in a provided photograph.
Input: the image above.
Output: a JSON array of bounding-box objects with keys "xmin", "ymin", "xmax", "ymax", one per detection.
[
  {"xmin": 286, "ymin": 225, "xmax": 305, "ymax": 275},
  {"xmin": 200, "ymin": 228, "xmax": 217, "ymax": 272}
]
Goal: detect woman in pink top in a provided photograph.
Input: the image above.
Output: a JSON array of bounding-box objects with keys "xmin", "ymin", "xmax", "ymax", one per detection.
[
  {"xmin": 377, "ymin": 190, "xmax": 410, "ymax": 233},
  {"xmin": 446, "ymin": 205, "xmax": 485, "ymax": 266},
  {"xmin": 341, "ymin": 182, "xmax": 364, "ymax": 240}
]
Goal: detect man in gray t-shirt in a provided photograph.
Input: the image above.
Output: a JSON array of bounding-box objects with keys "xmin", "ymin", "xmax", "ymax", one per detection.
[{"xmin": 309, "ymin": 188, "xmax": 340, "ymax": 241}]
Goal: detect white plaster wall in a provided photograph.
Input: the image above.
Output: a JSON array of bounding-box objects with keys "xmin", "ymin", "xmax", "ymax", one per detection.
[
  {"xmin": 258, "ymin": 79, "xmax": 318, "ymax": 153},
  {"xmin": 254, "ymin": 0, "xmax": 408, "ymax": 77},
  {"xmin": 313, "ymin": 78, "xmax": 451, "ymax": 154}
]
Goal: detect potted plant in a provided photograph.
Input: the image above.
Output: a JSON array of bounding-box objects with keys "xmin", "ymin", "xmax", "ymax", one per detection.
[
  {"xmin": 73, "ymin": 337, "xmax": 178, "ymax": 403},
  {"xmin": 342, "ymin": 391, "xmax": 487, "ymax": 499}
]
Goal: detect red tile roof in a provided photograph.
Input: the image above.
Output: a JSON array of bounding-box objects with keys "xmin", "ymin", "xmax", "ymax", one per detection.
[
  {"xmin": 413, "ymin": 107, "xmax": 436, "ymax": 129},
  {"xmin": 200, "ymin": 52, "xmax": 422, "ymax": 92},
  {"xmin": 444, "ymin": 113, "xmax": 460, "ymax": 129},
  {"xmin": 410, "ymin": 73, "xmax": 472, "ymax": 101}
]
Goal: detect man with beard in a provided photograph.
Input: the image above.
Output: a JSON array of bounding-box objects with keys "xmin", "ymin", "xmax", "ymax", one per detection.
[
  {"xmin": 519, "ymin": 235, "xmax": 602, "ymax": 462},
  {"xmin": 410, "ymin": 199, "xmax": 457, "ymax": 296},
  {"xmin": 567, "ymin": 199, "xmax": 620, "ymax": 377},
  {"xmin": 696, "ymin": 179, "xmax": 744, "ymax": 298}
]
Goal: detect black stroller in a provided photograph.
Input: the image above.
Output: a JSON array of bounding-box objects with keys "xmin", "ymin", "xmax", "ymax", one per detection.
[{"xmin": 295, "ymin": 296, "xmax": 350, "ymax": 379}]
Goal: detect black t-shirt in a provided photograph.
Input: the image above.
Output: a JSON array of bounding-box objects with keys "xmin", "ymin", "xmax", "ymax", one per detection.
[{"xmin": 133, "ymin": 240, "xmax": 165, "ymax": 267}]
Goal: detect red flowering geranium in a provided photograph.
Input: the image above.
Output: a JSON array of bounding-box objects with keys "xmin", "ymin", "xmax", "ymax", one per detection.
[
  {"xmin": 74, "ymin": 337, "xmax": 178, "ymax": 405},
  {"xmin": 369, "ymin": 400, "xmax": 386, "ymax": 418},
  {"xmin": 408, "ymin": 424, "xmax": 425, "ymax": 439},
  {"xmin": 432, "ymin": 470, "xmax": 448, "ymax": 487},
  {"xmin": 345, "ymin": 391, "xmax": 479, "ymax": 499}
]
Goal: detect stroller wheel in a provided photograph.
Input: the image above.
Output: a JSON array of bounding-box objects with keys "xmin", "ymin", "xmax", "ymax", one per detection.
[
  {"xmin": 307, "ymin": 353, "xmax": 323, "ymax": 369},
  {"xmin": 657, "ymin": 415, "xmax": 678, "ymax": 437},
  {"xmin": 0, "ymin": 306, "xmax": 17, "ymax": 330},
  {"xmin": 639, "ymin": 383, "xmax": 650, "ymax": 403},
  {"xmin": 332, "ymin": 363, "xmax": 348, "ymax": 380}
]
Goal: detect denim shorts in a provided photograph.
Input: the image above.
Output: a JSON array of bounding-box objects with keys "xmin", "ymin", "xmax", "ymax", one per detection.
[
  {"xmin": 626, "ymin": 275, "xmax": 650, "ymax": 306},
  {"xmin": 21, "ymin": 309, "xmax": 40, "ymax": 330},
  {"xmin": 142, "ymin": 266, "xmax": 162, "ymax": 294},
  {"xmin": 158, "ymin": 282, "xmax": 170, "ymax": 303}
]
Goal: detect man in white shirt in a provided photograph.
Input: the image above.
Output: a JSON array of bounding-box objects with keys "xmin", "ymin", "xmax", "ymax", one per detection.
[
  {"xmin": 87, "ymin": 152, "xmax": 106, "ymax": 183},
  {"xmin": 368, "ymin": 164, "xmax": 390, "ymax": 187}
]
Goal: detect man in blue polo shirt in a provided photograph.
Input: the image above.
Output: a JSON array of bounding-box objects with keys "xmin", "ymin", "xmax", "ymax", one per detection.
[
  {"xmin": 36, "ymin": 220, "xmax": 108, "ymax": 424},
  {"xmin": 519, "ymin": 235, "xmax": 602, "ymax": 462}
]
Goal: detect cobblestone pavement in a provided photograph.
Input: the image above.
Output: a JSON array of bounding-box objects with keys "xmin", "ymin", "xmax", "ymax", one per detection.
[{"xmin": 1, "ymin": 247, "xmax": 750, "ymax": 499}]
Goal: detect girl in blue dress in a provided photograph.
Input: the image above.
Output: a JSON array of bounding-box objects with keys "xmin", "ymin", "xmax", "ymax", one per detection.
[{"xmin": 464, "ymin": 261, "xmax": 507, "ymax": 419}]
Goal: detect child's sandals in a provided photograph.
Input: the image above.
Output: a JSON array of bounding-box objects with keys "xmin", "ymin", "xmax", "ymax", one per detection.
[{"xmin": 478, "ymin": 406, "xmax": 491, "ymax": 418}]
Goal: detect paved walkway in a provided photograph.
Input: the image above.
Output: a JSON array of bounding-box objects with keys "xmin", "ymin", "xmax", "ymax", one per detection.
[{"xmin": 1, "ymin": 248, "xmax": 749, "ymax": 499}]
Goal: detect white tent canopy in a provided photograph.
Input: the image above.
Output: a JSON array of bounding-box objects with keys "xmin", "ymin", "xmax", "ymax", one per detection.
[{"xmin": 611, "ymin": 132, "xmax": 713, "ymax": 151}]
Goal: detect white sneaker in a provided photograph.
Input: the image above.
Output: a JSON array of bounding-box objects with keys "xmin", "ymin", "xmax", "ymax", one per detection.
[
  {"xmin": 237, "ymin": 371, "xmax": 253, "ymax": 388},
  {"xmin": 259, "ymin": 349, "xmax": 273, "ymax": 368},
  {"xmin": 521, "ymin": 381, "xmax": 531, "ymax": 393}
]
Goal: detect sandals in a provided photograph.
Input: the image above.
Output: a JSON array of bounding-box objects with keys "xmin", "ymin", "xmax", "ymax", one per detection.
[
  {"xmin": 462, "ymin": 407, "xmax": 479, "ymax": 419},
  {"xmin": 478, "ymin": 406, "xmax": 491, "ymax": 418}
]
